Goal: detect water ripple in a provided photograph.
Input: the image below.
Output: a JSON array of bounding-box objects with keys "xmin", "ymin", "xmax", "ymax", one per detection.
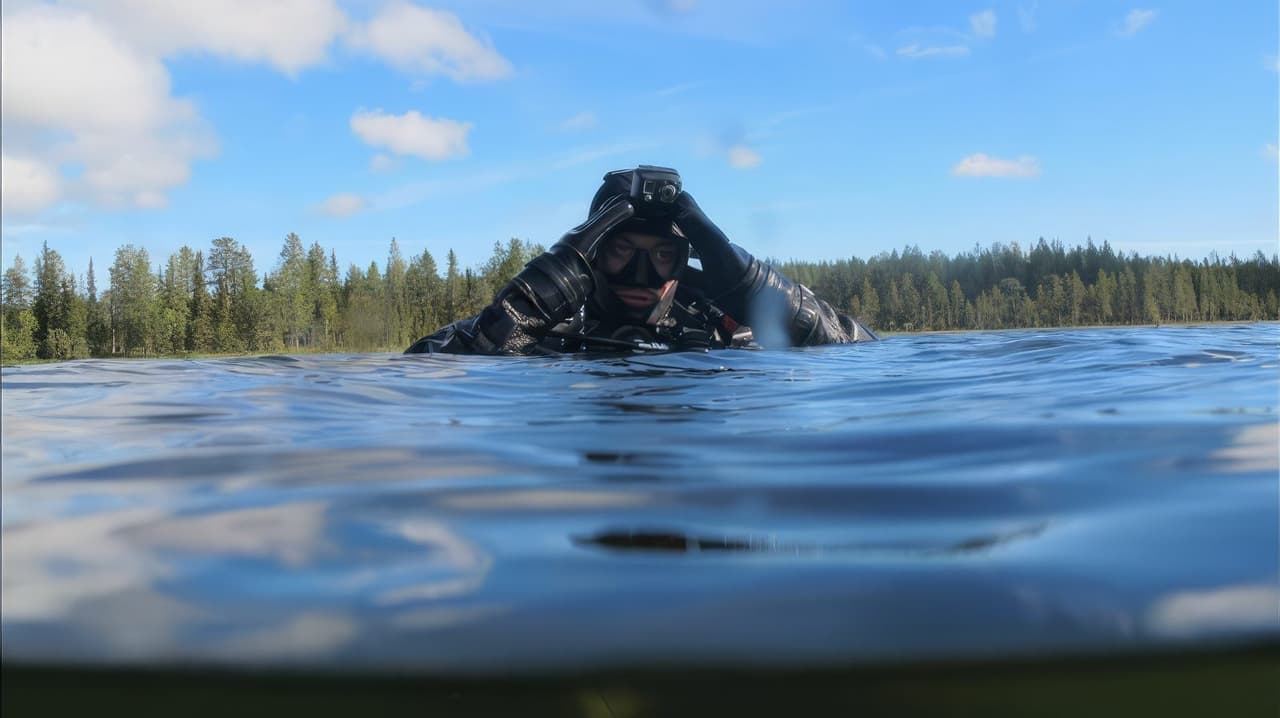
[{"xmin": 2, "ymin": 323, "xmax": 1277, "ymax": 673}]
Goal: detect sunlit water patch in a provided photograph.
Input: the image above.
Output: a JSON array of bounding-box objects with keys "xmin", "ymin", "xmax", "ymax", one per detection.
[{"xmin": 2, "ymin": 324, "xmax": 1277, "ymax": 673}]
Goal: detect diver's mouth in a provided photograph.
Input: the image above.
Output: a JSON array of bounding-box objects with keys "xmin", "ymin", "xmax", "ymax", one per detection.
[{"xmin": 611, "ymin": 286, "xmax": 658, "ymax": 309}]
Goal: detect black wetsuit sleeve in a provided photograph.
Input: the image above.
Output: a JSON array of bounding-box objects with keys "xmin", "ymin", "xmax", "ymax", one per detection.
[
  {"xmin": 406, "ymin": 196, "xmax": 635, "ymax": 355},
  {"xmin": 692, "ymin": 259, "xmax": 878, "ymax": 346},
  {"xmin": 760, "ymin": 262, "xmax": 878, "ymax": 345},
  {"xmin": 404, "ymin": 290, "xmax": 559, "ymax": 355},
  {"xmin": 672, "ymin": 191, "xmax": 876, "ymax": 346}
]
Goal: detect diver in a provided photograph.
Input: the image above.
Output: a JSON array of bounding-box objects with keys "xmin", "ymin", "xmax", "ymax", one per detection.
[{"xmin": 405, "ymin": 166, "xmax": 878, "ymax": 354}]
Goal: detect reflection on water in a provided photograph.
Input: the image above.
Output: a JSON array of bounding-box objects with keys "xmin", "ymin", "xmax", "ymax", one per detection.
[
  {"xmin": 1147, "ymin": 583, "xmax": 1280, "ymax": 639},
  {"xmin": 2, "ymin": 324, "xmax": 1278, "ymax": 673},
  {"xmin": 574, "ymin": 522, "xmax": 1050, "ymax": 555}
]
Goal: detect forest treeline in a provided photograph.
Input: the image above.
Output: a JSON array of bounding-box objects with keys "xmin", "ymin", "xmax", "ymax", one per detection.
[{"xmin": 2, "ymin": 233, "xmax": 1277, "ymax": 361}]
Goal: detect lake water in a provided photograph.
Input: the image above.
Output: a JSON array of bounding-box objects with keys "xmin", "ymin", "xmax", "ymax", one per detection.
[{"xmin": 3, "ymin": 324, "xmax": 1278, "ymax": 686}]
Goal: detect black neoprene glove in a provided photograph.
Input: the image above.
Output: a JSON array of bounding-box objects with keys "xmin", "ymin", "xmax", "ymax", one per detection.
[
  {"xmin": 671, "ymin": 189, "xmax": 862, "ymax": 346},
  {"xmin": 509, "ymin": 194, "xmax": 635, "ymax": 323},
  {"xmin": 671, "ymin": 191, "xmax": 764, "ymax": 320}
]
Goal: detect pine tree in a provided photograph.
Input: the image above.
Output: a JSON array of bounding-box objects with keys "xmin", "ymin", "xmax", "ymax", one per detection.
[
  {"xmin": 272, "ymin": 233, "xmax": 309, "ymax": 348},
  {"xmin": 948, "ymin": 280, "xmax": 966, "ymax": 329},
  {"xmin": 1068, "ymin": 271, "xmax": 1087, "ymax": 326},
  {"xmin": 109, "ymin": 245, "xmax": 157, "ymax": 355},
  {"xmin": 1, "ymin": 254, "xmax": 38, "ymax": 361},
  {"xmin": 33, "ymin": 241, "xmax": 71, "ymax": 358},
  {"xmin": 189, "ymin": 250, "xmax": 216, "ymax": 352},
  {"xmin": 444, "ymin": 249, "xmax": 460, "ymax": 322},
  {"xmin": 406, "ymin": 248, "xmax": 442, "ymax": 339},
  {"xmin": 384, "ymin": 238, "xmax": 408, "ymax": 347},
  {"xmin": 859, "ymin": 276, "xmax": 880, "ymax": 328}
]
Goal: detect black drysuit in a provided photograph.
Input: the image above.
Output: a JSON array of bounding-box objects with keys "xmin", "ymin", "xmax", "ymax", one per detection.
[{"xmin": 405, "ymin": 175, "xmax": 878, "ymax": 355}]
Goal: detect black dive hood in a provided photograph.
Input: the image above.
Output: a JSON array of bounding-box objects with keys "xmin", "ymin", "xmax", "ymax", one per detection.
[{"xmin": 588, "ymin": 169, "xmax": 691, "ymax": 285}]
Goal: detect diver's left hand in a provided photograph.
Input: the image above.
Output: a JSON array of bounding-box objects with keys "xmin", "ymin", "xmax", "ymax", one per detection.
[{"xmin": 672, "ymin": 191, "xmax": 755, "ymax": 294}]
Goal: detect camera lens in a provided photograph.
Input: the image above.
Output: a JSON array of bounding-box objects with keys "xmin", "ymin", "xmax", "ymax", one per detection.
[{"xmin": 658, "ymin": 184, "xmax": 677, "ymax": 202}]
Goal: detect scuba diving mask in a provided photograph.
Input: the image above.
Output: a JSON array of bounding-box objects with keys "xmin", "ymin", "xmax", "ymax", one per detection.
[
  {"xmin": 593, "ymin": 219, "xmax": 690, "ymax": 290},
  {"xmin": 601, "ymin": 246, "xmax": 672, "ymax": 289}
]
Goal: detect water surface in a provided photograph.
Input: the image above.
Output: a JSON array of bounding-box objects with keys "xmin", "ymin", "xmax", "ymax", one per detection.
[{"xmin": 3, "ymin": 324, "xmax": 1277, "ymax": 674}]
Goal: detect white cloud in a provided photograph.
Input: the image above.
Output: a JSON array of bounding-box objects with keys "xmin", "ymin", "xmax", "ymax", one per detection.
[
  {"xmin": 952, "ymin": 153, "xmax": 1041, "ymax": 179},
  {"xmin": 350, "ymin": 109, "xmax": 472, "ymax": 161},
  {"xmin": 2, "ymin": 7, "xmax": 192, "ymax": 134},
  {"xmin": 0, "ymin": 1, "xmax": 508, "ymax": 217},
  {"xmin": 369, "ymin": 153, "xmax": 399, "ymax": 173},
  {"xmin": 58, "ymin": 0, "xmax": 348, "ymax": 75},
  {"xmin": 970, "ymin": 9, "xmax": 997, "ymax": 39},
  {"xmin": 558, "ymin": 111, "xmax": 598, "ymax": 132},
  {"xmin": 897, "ymin": 43, "xmax": 970, "ymax": 59},
  {"xmin": 317, "ymin": 193, "xmax": 368, "ymax": 217},
  {"xmin": 1119, "ymin": 9, "xmax": 1157, "ymax": 36},
  {"xmin": 347, "ymin": 1, "xmax": 511, "ymax": 82},
  {"xmin": 1264, "ymin": 144, "xmax": 1279, "ymax": 161},
  {"xmin": 0, "ymin": 6, "xmax": 215, "ymax": 211},
  {"xmin": 863, "ymin": 44, "xmax": 888, "ymax": 60},
  {"xmin": 727, "ymin": 145, "xmax": 761, "ymax": 169},
  {"xmin": 73, "ymin": 130, "xmax": 213, "ymax": 209},
  {"xmin": 1, "ymin": 154, "xmax": 63, "ymax": 215}
]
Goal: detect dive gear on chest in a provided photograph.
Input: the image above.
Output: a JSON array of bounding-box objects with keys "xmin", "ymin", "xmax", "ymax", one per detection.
[{"xmin": 549, "ymin": 288, "xmax": 756, "ymax": 354}]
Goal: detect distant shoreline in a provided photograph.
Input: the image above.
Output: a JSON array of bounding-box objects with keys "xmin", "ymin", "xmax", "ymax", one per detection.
[
  {"xmin": 876, "ymin": 319, "xmax": 1277, "ymax": 337},
  {"xmin": 4, "ymin": 320, "xmax": 1275, "ymax": 366},
  {"xmin": 5, "ymin": 238, "xmax": 1276, "ymax": 364}
]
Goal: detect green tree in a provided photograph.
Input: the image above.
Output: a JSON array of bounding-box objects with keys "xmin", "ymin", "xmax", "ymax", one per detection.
[
  {"xmin": 1172, "ymin": 264, "xmax": 1197, "ymax": 322},
  {"xmin": 1067, "ymin": 271, "xmax": 1086, "ymax": 325},
  {"xmin": 271, "ymin": 232, "xmax": 310, "ymax": 348},
  {"xmin": 924, "ymin": 271, "xmax": 948, "ymax": 330},
  {"xmin": 897, "ymin": 272, "xmax": 921, "ymax": 330},
  {"xmin": 2, "ymin": 254, "xmax": 33, "ymax": 314},
  {"xmin": 948, "ymin": 280, "xmax": 967, "ymax": 329},
  {"xmin": 406, "ymin": 248, "xmax": 442, "ymax": 339},
  {"xmin": 443, "ymin": 249, "xmax": 461, "ymax": 322},
  {"xmin": 189, "ymin": 250, "xmax": 216, "ymax": 352},
  {"xmin": 306, "ymin": 242, "xmax": 339, "ymax": 348},
  {"xmin": 859, "ymin": 277, "xmax": 880, "ymax": 328},
  {"xmin": 33, "ymin": 241, "xmax": 71, "ymax": 358},
  {"xmin": 341, "ymin": 262, "xmax": 386, "ymax": 350},
  {"xmin": 384, "ymin": 238, "xmax": 408, "ymax": 347},
  {"xmin": 1, "ymin": 308, "xmax": 38, "ymax": 361},
  {"xmin": 1093, "ymin": 269, "xmax": 1115, "ymax": 324},
  {"xmin": 207, "ymin": 237, "xmax": 259, "ymax": 351},
  {"xmin": 1117, "ymin": 266, "xmax": 1139, "ymax": 324},
  {"xmin": 109, "ymin": 245, "xmax": 157, "ymax": 354},
  {"xmin": 53, "ymin": 271, "xmax": 89, "ymax": 359},
  {"xmin": 85, "ymin": 257, "xmax": 111, "ymax": 355}
]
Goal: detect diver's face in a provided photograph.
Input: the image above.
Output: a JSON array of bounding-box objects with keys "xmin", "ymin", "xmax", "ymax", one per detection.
[{"xmin": 600, "ymin": 231, "xmax": 679, "ymax": 312}]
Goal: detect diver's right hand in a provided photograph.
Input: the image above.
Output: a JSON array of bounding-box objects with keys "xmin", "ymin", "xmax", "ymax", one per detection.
[
  {"xmin": 551, "ymin": 194, "xmax": 635, "ymax": 265},
  {"xmin": 508, "ymin": 194, "xmax": 635, "ymax": 323}
]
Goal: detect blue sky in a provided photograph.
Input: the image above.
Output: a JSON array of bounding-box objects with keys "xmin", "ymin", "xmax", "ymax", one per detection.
[{"xmin": 2, "ymin": 0, "xmax": 1276, "ymax": 284}]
